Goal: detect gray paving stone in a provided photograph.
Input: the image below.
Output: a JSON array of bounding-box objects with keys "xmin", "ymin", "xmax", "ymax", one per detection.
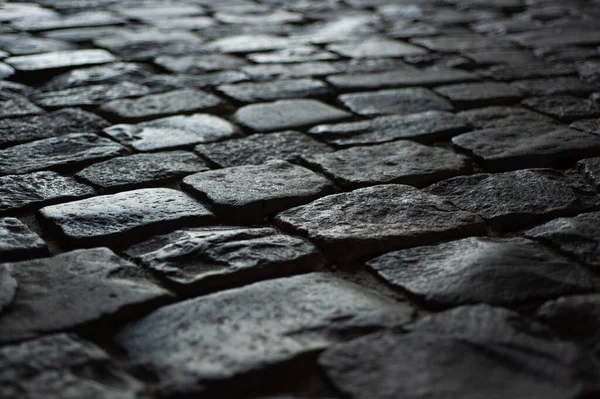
[
  {"xmin": 276, "ymin": 184, "xmax": 484, "ymax": 262},
  {"xmin": 578, "ymin": 60, "xmax": 600, "ymax": 85},
  {"xmin": 195, "ymin": 130, "xmax": 332, "ymax": 168},
  {"xmin": 327, "ymin": 38, "xmax": 427, "ymax": 58},
  {"xmin": 154, "ymin": 54, "xmax": 246, "ymax": 74},
  {"xmin": 0, "ymin": 333, "xmax": 147, "ymax": 399},
  {"xmin": 0, "ymin": 34, "xmax": 75, "ymax": 55},
  {"xmin": 125, "ymin": 227, "xmax": 325, "ymax": 295},
  {"xmin": 0, "ymin": 218, "xmax": 47, "ymax": 260},
  {"xmin": 41, "ymin": 62, "xmax": 153, "ymax": 91},
  {"xmin": 32, "ymin": 82, "xmax": 150, "ymax": 108},
  {"xmin": 0, "ymin": 95, "xmax": 43, "ymax": 118},
  {"xmin": 463, "ymin": 48, "xmax": 538, "ymax": 66},
  {"xmin": 508, "ymin": 29, "xmax": 600, "ymax": 48},
  {"xmin": 457, "ymin": 106, "xmax": 555, "ymax": 129},
  {"xmin": 0, "ymin": 62, "xmax": 13, "ymax": 79},
  {"xmin": 435, "ymin": 82, "xmax": 523, "ymax": 108},
  {"xmin": 207, "ymin": 34, "xmax": 293, "ymax": 54},
  {"xmin": 579, "ymin": 156, "xmax": 600, "ymax": 189},
  {"xmin": 0, "ymin": 248, "xmax": 172, "ymax": 343},
  {"xmin": 0, "ymin": 171, "xmax": 93, "ymax": 214},
  {"xmin": 248, "ymin": 45, "xmax": 339, "ymax": 64},
  {"xmin": 412, "ymin": 35, "xmax": 515, "ymax": 52},
  {"xmin": 12, "ymin": 11, "xmax": 124, "ymax": 32},
  {"xmin": 571, "ymin": 118, "xmax": 600, "ymax": 136},
  {"xmin": 0, "ymin": 133, "xmax": 126, "ymax": 176},
  {"xmin": 241, "ymin": 62, "xmax": 340, "ymax": 80},
  {"xmin": 147, "ymin": 16, "xmax": 215, "ymax": 30},
  {"xmin": 482, "ymin": 62, "xmax": 576, "ymax": 81},
  {"xmin": 183, "ymin": 160, "xmax": 335, "ymax": 223},
  {"xmin": 104, "ymin": 113, "xmax": 240, "ymax": 152},
  {"xmin": 301, "ymin": 140, "xmax": 469, "ymax": 189},
  {"xmin": 510, "ymin": 77, "xmax": 595, "ymax": 97},
  {"xmin": 99, "ymin": 89, "xmax": 226, "ymax": 122},
  {"xmin": 114, "ymin": 5, "xmax": 204, "ymax": 20},
  {"xmin": 76, "ymin": 151, "xmax": 209, "ymax": 192},
  {"xmin": 308, "ymin": 110, "xmax": 469, "ymax": 147},
  {"xmin": 522, "ymin": 96, "xmax": 600, "ymax": 122},
  {"xmin": 367, "ymin": 237, "xmax": 599, "ymax": 307},
  {"xmin": 339, "ymin": 88, "xmax": 453, "ymax": 117},
  {"xmin": 234, "ymin": 99, "xmax": 352, "ymax": 132},
  {"xmin": 425, "ymin": 169, "xmax": 600, "ymax": 227},
  {"xmin": 116, "ymin": 273, "xmax": 412, "ymax": 394},
  {"xmin": 5, "ymin": 49, "xmax": 117, "ymax": 72},
  {"xmin": 39, "ymin": 188, "xmax": 214, "ymax": 246},
  {"xmin": 218, "ymin": 79, "xmax": 331, "ymax": 103}
]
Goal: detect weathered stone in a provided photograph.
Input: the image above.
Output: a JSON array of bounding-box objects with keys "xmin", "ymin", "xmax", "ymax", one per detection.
[
  {"xmin": 425, "ymin": 169, "xmax": 600, "ymax": 227},
  {"xmin": 39, "ymin": 188, "xmax": 213, "ymax": 246},
  {"xmin": 276, "ymin": 184, "xmax": 484, "ymax": 262},
  {"xmin": 12, "ymin": 11, "xmax": 124, "ymax": 32},
  {"xmin": 234, "ymin": 99, "xmax": 352, "ymax": 132},
  {"xmin": 104, "ymin": 114, "xmax": 240, "ymax": 151},
  {"xmin": 301, "ymin": 140, "xmax": 469, "ymax": 189},
  {"xmin": 76, "ymin": 151, "xmax": 208, "ymax": 192},
  {"xmin": 218, "ymin": 79, "xmax": 331, "ymax": 103},
  {"xmin": 154, "ymin": 54, "xmax": 247, "ymax": 74},
  {"xmin": 0, "ymin": 171, "xmax": 94, "ymax": 214},
  {"xmin": 457, "ymin": 106, "xmax": 555, "ymax": 129},
  {"xmin": 508, "ymin": 29, "xmax": 600, "ymax": 48},
  {"xmin": 195, "ymin": 130, "xmax": 332, "ymax": 168},
  {"xmin": 571, "ymin": 118, "xmax": 600, "ymax": 136},
  {"xmin": 41, "ymin": 62, "xmax": 153, "ymax": 91},
  {"xmin": 412, "ymin": 35, "xmax": 514, "ymax": 52},
  {"xmin": 435, "ymin": 82, "xmax": 523, "ymax": 108},
  {"xmin": 308, "ymin": 111, "xmax": 469, "ymax": 147},
  {"xmin": 242, "ymin": 62, "xmax": 339, "ymax": 80},
  {"xmin": 463, "ymin": 48, "xmax": 538, "ymax": 66},
  {"xmin": 0, "ymin": 218, "xmax": 47, "ymax": 260},
  {"xmin": 125, "ymin": 227, "xmax": 325, "ymax": 294},
  {"xmin": 0, "ymin": 333, "xmax": 147, "ymax": 399},
  {"xmin": 482, "ymin": 62, "xmax": 576, "ymax": 81},
  {"xmin": 5, "ymin": 49, "xmax": 117, "ymax": 72},
  {"xmin": 116, "ymin": 273, "xmax": 412, "ymax": 394},
  {"xmin": 0, "ymin": 133, "xmax": 127, "ymax": 176},
  {"xmin": 367, "ymin": 237, "xmax": 599, "ymax": 307},
  {"xmin": 32, "ymin": 82, "xmax": 150, "ymax": 108},
  {"xmin": 0, "ymin": 34, "xmax": 74, "ymax": 55},
  {"xmin": 522, "ymin": 96, "xmax": 600, "ymax": 122},
  {"xmin": 147, "ymin": 16, "xmax": 215, "ymax": 30},
  {"xmin": 0, "ymin": 95, "xmax": 43, "ymax": 118},
  {"xmin": 248, "ymin": 45, "xmax": 338, "ymax": 64},
  {"xmin": 0, "ymin": 248, "xmax": 172, "ymax": 343},
  {"xmin": 339, "ymin": 88, "xmax": 453, "ymax": 117},
  {"xmin": 99, "ymin": 89, "xmax": 226, "ymax": 122},
  {"xmin": 183, "ymin": 161, "xmax": 334, "ymax": 223},
  {"xmin": 207, "ymin": 34, "xmax": 293, "ymax": 54},
  {"xmin": 327, "ymin": 38, "xmax": 426, "ymax": 58},
  {"xmin": 511, "ymin": 77, "xmax": 595, "ymax": 97},
  {"xmin": 114, "ymin": 5, "xmax": 204, "ymax": 21},
  {"xmin": 579, "ymin": 156, "xmax": 600, "ymax": 189},
  {"xmin": 0, "ymin": 62, "xmax": 13, "ymax": 79}
]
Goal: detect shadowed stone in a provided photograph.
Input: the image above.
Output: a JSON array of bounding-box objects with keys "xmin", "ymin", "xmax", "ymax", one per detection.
[
  {"xmin": 412, "ymin": 35, "xmax": 515, "ymax": 52},
  {"xmin": 508, "ymin": 29, "xmax": 600, "ymax": 48},
  {"xmin": 482, "ymin": 62, "xmax": 575, "ymax": 81},
  {"xmin": 0, "ymin": 95, "xmax": 43, "ymax": 118},
  {"xmin": 5, "ymin": 49, "xmax": 117, "ymax": 72},
  {"xmin": 522, "ymin": 96, "xmax": 600, "ymax": 122},
  {"xmin": 571, "ymin": 119, "xmax": 600, "ymax": 136},
  {"xmin": 579, "ymin": 156, "xmax": 600, "ymax": 189},
  {"xmin": 339, "ymin": 88, "xmax": 453, "ymax": 117},
  {"xmin": 435, "ymin": 82, "xmax": 522, "ymax": 108},
  {"xmin": 511, "ymin": 77, "xmax": 595, "ymax": 97},
  {"xmin": 0, "ymin": 218, "xmax": 47, "ymax": 260},
  {"xmin": 0, "ymin": 63, "xmax": 13, "ymax": 79},
  {"xmin": 32, "ymin": 82, "xmax": 150, "ymax": 108},
  {"xmin": 457, "ymin": 106, "xmax": 555, "ymax": 129}
]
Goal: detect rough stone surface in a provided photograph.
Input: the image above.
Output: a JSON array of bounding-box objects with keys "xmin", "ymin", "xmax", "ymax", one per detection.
[
  {"xmin": 571, "ymin": 119, "xmax": 600, "ymax": 136},
  {"xmin": 579, "ymin": 156, "xmax": 600, "ymax": 189},
  {"xmin": 327, "ymin": 39, "xmax": 427, "ymax": 58},
  {"xmin": 32, "ymin": 82, "xmax": 150, "ymax": 108},
  {"xmin": 339, "ymin": 88, "xmax": 453, "ymax": 117},
  {"xmin": 5, "ymin": 49, "xmax": 117, "ymax": 72},
  {"xmin": 218, "ymin": 79, "xmax": 331, "ymax": 103},
  {"xmin": 435, "ymin": 82, "xmax": 523, "ymax": 108},
  {"xmin": 0, "ymin": 95, "xmax": 43, "ymax": 119},
  {"xmin": 458, "ymin": 106, "xmax": 555, "ymax": 129},
  {"xmin": 522, "ymin": 96, "xmax": 600, "ymax": 122},
  {"xmin": 511, "ymin": 77, "xmax": 595, "ymax": 97},
  {"xmin": 0, "ymin": 218, "xmax": 47, "ymax": 260}
]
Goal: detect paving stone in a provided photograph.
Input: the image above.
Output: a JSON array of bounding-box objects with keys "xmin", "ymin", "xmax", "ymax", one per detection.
[
  {"xmin": 578, "ymin": 60, "xmax": 600, "ymax": 85},
  {"xmin": 114, "ymin": 5, "xmax": 205, "ymax": 21},
  {"xmin": 482, "ymin": 62, "xmax": 576, "ymax": 81},
  {"xmin": 0, "ymin": 171, "xmax": 93, "ymax": 214},
  {"xmin": 510, "ymin": 77, "xmax": 595, "ymax": 97},
  {"xmin": 508, "ymin": 29, "xmax": 600, "ymax": 48},
  {"xmin": 301, "ymin": 140, "xmax": 469, "ymax": 189},
  {"xmin": 76, "ymin": 151, "xmax": 208, "ymax": 192},
  {"xmin": 327, "ymin": 38, "xmax": 427, "ymax": 58},
  {"xmin": 0, "ymin": 218, "xmax": 47, "ymax": 260},
  {"xmin": 458, "ymin": 106, "xmax": 555, "ymax": 129},
  {"xmin": 536, "ymin": 47, "xmax": 600, "ymax": 64},
  {"xmin": 207, "ymin": 34, "xmax": 293, "ymax": 54},
  {"xmin": 154, "ymin": 54, "xmax": 246, "ymax": 74},
  {"xmin": 247, "ymin": 45, "xmax": 339, "ymax": 64},
  {"xmin": 308, "ymin": 110, "xmax": 469, "ymax": 147},
  {"xmin": 234, "ymin": 99, "xmax": 352, "ymax": 132},
  {"xmin": 195, "ymin": 130, "xmax": 332, "ymax": 168},
  {"xmin": 104, "ymin": 113, "xmax": 240, "ymax": 152},
  {"xmin": 12, "ymin": 10, "xmax": 124, "ymax": 32},
  {"xmin": 41, "ymin": 62, "xmax": 153, "ymax": 91},
  {"xmin": 463, "ymin": 48, "xmax": 538, "ymax": 66},
  {"xmin": 425, "ymin": 169, "xmax": 600, "ymax": 227},
  {"xmin": 0, "ymin": 34, "xmax": 74, "ymax": 55},
  {"xmin": 0, "ymin": 133, "xmax": 126, "ymax": 176},
  {"xmin": 571, "ymin": 118, "xmax": 600, "ymax": 136},
  {"xmin": 0, "ymin": 94, "xmax": 43, "ymax": 118},
  {"xmin": 125, "ymin": 227, "xmax": 325, "ymax": 295},
  {"xmin": 0, "ymin": 108, "xmax": 109, "ymax": 148},
  {"xmin": 183, "ymin": 160, "xmax": 334, "ymax": 223},
  {"xmin": 367, "ymin": 237, "xmax": 599, "ymax": 307},
  {"xmin": 339, "ymin": 88, "xmax": 453, "ymax": 117},
  {"xmin": 99, "ymin": 89, "xmax": 226, "ymax": 122},
  {"xmin": 0, "ymin": 62, "xmax": 13, "ymax": 79},
  {"xmin": 579, "ymin": 156, "xmax": 600, "ymax": 189},
  {"xmin": 276, "ymin": 184, "xmax": 484, "ymax": 262},
  {"xmin": 0, "ymin": 333, "xmax": 147, "ymax": 399},
  {"xmin": 32, "ymin": 82, "xmax": 150, "ymax": 108},
  {"xmin": 522, "ymin": 96, "xmax": 600, "ymax": 122},
  {"xmin": 218, "ymin": 79, "xmax": 331, "ymax": 103},
  {"xmin": 411, "ymin": 35, "xmax": 515, "ymax": 52},
  {"xmin": 5, "ymin": 49, "xmax": 117, "ymax": 72},
  {"xmin": 320, "ymin": 305, "xmax": 600, "ymax": 399},
  {"xmin": 435, "ymin": 82, "xmax": 523, "ymax": 108},
  {"xmin": 116, "ymin": 273, "xmax": 412, "ymax": 394},
  {"xmin": 41, "ymin": 26, "xmax": 122, "ymax": 43},
  {"xmin": 0, "ymin": 248, "xmax": 172, "ymax": 343},
  {"xmin": 215, "ymin": 9, "xmax": 303, "ymax": 25},
  {"xmin": 39, "ymin": 188, "xmax": 213, "ymax": 246}
]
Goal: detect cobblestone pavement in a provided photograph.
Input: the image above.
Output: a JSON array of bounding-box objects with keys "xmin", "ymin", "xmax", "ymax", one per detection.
[{"xmin": 2, "ymin": 0, "xmax": 600, "ymax": 398}]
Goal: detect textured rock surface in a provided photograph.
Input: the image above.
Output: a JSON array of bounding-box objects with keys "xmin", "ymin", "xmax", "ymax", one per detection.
[
  {"xmin": 0, "ymin": 218, "xmax": 47, "ymax": 260},
  {"xmin": 5, "ymin": 49, "xmax": 117, "ymax": 72},
  {"xmin": 218, "ymin": 79, "xmax": 331, "ymax": 103},
  {"xmin": 32, "ymin": 82, "xmax": 150, "ymax": 108},
  {"xmin": 578, "ymin": 156, "xmax": 600, "ymax": 189},
  {"xmin": 435, "ymin": 82, "xmax": 522, "ymax": 108},
  {"xmin": 339, "ymin": 88, "xmax": 453, "ymax": 117},
  {"xmin": 458, "ymin": 106, "xmax": 555, "ymax": 129}
]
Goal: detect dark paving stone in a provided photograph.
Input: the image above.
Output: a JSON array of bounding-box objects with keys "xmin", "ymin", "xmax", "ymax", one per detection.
[
  {"xmin": 301, "ymin": 140, "xmax": 469, "ymax": 189},
  {"xmin": 247, "ymin": 45, "xmax": 339, "ymax": 64},
  {"xmin": 327, "ymin": 38, "xmax": 427, "ymax": 58},
  {"xmin": 508, "ymin": 29, "xmax": 600, "ymax": 48},
  {"xmin": 276, "ymin": 184, "xmax": 484, "ymax": 262},
  {"xmin": 579, "ymin": 156, "xmax": 600, "ymax": 189},
  {"xmin": 308, "ymin": 110, "xmax": 469, "ymax": 147},
  {"xmin": 452, "ymin": 124, "xmax": 600, "ymax": 170},
  {"xmin": 578, "ymin": 60, "xmax": 600, "ymax": 85},
  {"xmin": 481, "ymin": 62, "xmax": 576, "ymax": 81},
  {"xmin": 5, "ymin": 49, "xmax": 117, "ymax": 72},
  {"xmin": 471, "ymin": 18, "xmax": 544, "ymax": 35},
  {"xmin": 320, "ymin": 305, "xmax": 600, "ymax": 399},
  {"xmin": 367, "ymin": 237, "xmax": 599, "ymax": 307},
  {"xmin": 457, "ymin": 106, "xmax": 555, "ymax": 129},
  {"xmin": 116, "ymin": 273, "xmax": 412, "ymax": 394},
  {"xmin": 339, "ymin": 88, "xmax": 453, "ymax": 117},
  {"xmin": 234, "ymin": 99, "xmax": 352, "ymax": 132},
  {"xmin": 0, "ymin": 133, "xmax": 126, "ymax": 176},
  {"xmin": 0, "ymin": 333, "xmax": 147, "ymax": 399},
  {"xmin": 425, "ymin": 169, "xmax": 600, "ymax": 227},
  {"xmin": 0, "ymin": 108, "xmax": 109, "ymax": 148},
  {"xmin": 0, "ymin": 94, "xmax": 43, "ymax": 118},
  {"xmin": 435, "ymin": 82, "xmax": 523, "ymax": 108},
  {"xmin": 125, "ymin": 226, "xmax": 325, "ymax": 295},
  {"xmin": 0, "ymin": 34, "xmax": 74, "ymax": 55},
  {"xmin": 0, "ymin": 171, "xmax": 93, "ymax": 215},
  {"xmin": 104, "ymin": 113, "xmax": 240, "ymax": 152},
  {"xmin": 32, "ymin": 82, "xmax": 150, "ymax": 108},
  {"xmin": 39, "ymin": 188, "xmax": 213, "ymax": 247},
  {"xmin": 76, "ymin": 151, "xmax": 209, "ymax": 192},
  {"xmin": 154, "ymin": 54, "xmax": 247, "ymax": 74},
  {"xmin": 0, "ymin": 248, "xmax": 172, "ymax": 343},
  {"xmin": 218, "ymin": 79, "xmax": 331, "ymax": 103},
  {"xmin": 511, "ymin": 77, "xmax": 595, "ymax": 97},
  {"xmin": 195, "ymin": 130, "xmax": 332, "ymax": 168},
  {"xmin": 99, "ymin": 89, "xmax": 226, "ymax": 122},
  {"xmin": 41, "ymin": 62, "xmax": 153, "ymax": 91},
  {"xmin": 463, "ymin": 49, "xmax": 538, "ymax": 66},
  {"xmin": 412, "ymin": 35, "xmax": 515, "ymax": 52},
  {"xmin": 522, "ymin": 96, "xmax": 600, "ymax": 122},
  {"xmin": 183, "ymin": 160, "xmax": 334, "ymax": 223},
  {"xmin": 536, "ymin": 47, "xmax": 600, "ymax": 64},
  {"xmin": 571, "ymin": 118, "xmax": 600, "ymax": 136},
  {"xmin": 0, "ymin": 218, "xmax": 47, "ymax": 261}
]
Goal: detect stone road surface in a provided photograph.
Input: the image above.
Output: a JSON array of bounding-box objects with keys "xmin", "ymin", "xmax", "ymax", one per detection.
[{"xmin": 1, "ymin": 0, "xmax": 600, "ymax": 398}]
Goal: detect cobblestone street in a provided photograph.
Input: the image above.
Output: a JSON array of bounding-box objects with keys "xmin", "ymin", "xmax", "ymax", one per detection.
[{"xmin": 2, "ymin": 0, "xmax": 600, "ymax": 398}]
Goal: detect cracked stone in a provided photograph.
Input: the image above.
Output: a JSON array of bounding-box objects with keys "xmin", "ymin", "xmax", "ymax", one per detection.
[
  {"xmin": 183, "ymin": 160, "xmax": 335, "ymax": 223},
  {"xmin": 39, "ymin": 188, "xmax": 214, "ymax": 247},
  {"xmin": 522, "ymin": 96, "xmax": 600, "ymax": 122},
  {"xmin": 339, "ymin": 88, "xmax": 453, "ymax": 117},
  {"xmin": 0, "ymin": 218, "xmax": 47, "ymax": 260},
  {"xmin": 32, "ymin": 82, "xmax": 150, "ymax": 108},
  {"xmin": 327, "ymin": 39, "xmax": 427, "ymax": 58},
  {"xmin": 154, "ymin": 54, "xmax": 247, "ymax": 74},
  {"xmin": 457, "ymin": 106, "xmax": 555, "ymax": 129},
  {"xmin": 5, "ymin": 49, "xmax": 117, "ymax": 72},
  {"xmin": 434, "ymin": 82, "xmax": 523, "ymax": 108},
  {"xmin": 218, "ymin": 79, "xmax": 331, "ymax": 103}
]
